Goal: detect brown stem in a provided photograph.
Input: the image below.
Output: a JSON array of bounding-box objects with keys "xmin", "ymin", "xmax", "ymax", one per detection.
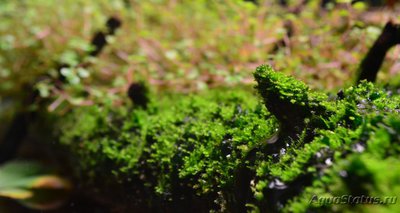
[{"xmin": 356, "ymin": 21, "xmax": 400, "ymax": 83}]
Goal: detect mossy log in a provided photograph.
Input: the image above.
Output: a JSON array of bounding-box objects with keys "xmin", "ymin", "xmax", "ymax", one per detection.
[{"xmin": 56, "ymin": 66, "xmax": 400, "ymax": 212}]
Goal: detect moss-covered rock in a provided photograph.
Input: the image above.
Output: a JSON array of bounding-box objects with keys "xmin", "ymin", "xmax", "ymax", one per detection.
[{"xmin": 57, "ymin": 65, "xmax": 400, "ymax": 212}]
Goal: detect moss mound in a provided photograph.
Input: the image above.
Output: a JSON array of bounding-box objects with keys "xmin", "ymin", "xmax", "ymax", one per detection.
[{"xmin": 58, "ymin": 65, "xmax": 400, "ymax": 212}]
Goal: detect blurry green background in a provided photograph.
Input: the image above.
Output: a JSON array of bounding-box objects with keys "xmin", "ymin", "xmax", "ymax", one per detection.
[{"xmin": 1, "ymin": 0, "xmax": 399, "ymax": 105}]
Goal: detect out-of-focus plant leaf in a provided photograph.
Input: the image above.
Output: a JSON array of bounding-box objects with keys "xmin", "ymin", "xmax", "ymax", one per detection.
[
  {"xmin": 0, "ymin": 161, "xmax": 71, "ymax": 210},
  {"xmin": 0, "ymin": 188, "xmax": 32, "ymax": 199},
  {"xmin": 353, "ymin": 2, "xmax": 367, "ymax": 11}
]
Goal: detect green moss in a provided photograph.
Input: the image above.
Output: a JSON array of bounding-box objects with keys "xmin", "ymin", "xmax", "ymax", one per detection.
[
  {"xmin": 57, "ymin": 65, "xmax": 400, "ymax": 212},
  {"xmin": 59, "ymin": 88, "xmax": 278, "ymax": 204},
  {"xmin": 254, "ymin": 65, "xmax": 331, "ymax": 130},
  {"xmin": 278, "ymin": 81, "xmax": 400, "ymax": 212},
  {"xmin": 249, "ymin": 65, "xmax": 399, "ymax": 212}
]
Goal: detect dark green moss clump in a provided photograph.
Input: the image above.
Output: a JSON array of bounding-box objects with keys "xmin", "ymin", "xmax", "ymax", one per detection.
[
  {"xmin": 59, "ymin": 88, "xmax": 278, "ymax": 211},
  {"xmin": 252, "ymin": 65, "xmax": 400, "ymax": 212},
  {"xmin": 57, "ymin": 65, "xmax": 400, "ymax": 212}
]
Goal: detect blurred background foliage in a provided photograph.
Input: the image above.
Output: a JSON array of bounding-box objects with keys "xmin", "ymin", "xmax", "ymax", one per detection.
[{"xmin": 0, "ymin": 0, "xmax": 399, "ymax": 112}]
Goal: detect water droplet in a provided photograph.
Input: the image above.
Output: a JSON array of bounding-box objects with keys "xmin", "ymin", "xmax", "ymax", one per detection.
[
  {"xmin": 325, "ymin": 158, "xmax": 333, "ymax": 166},
  {"xmin": 268, "ymin": 179, "xmax": 287, "ymax": 190},
  {"xmin": 352, "ymin": 143, "xmax": 365, "ymax": 153}
]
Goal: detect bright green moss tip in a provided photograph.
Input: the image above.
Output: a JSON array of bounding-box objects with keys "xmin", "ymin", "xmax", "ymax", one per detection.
[
  {"xmin": 254, "ymin": 65, "xmax": 309, "ymax": 100},
  {"xmin": 254, "ymin": 64, "xmax": 329, "ymax": 128}
]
